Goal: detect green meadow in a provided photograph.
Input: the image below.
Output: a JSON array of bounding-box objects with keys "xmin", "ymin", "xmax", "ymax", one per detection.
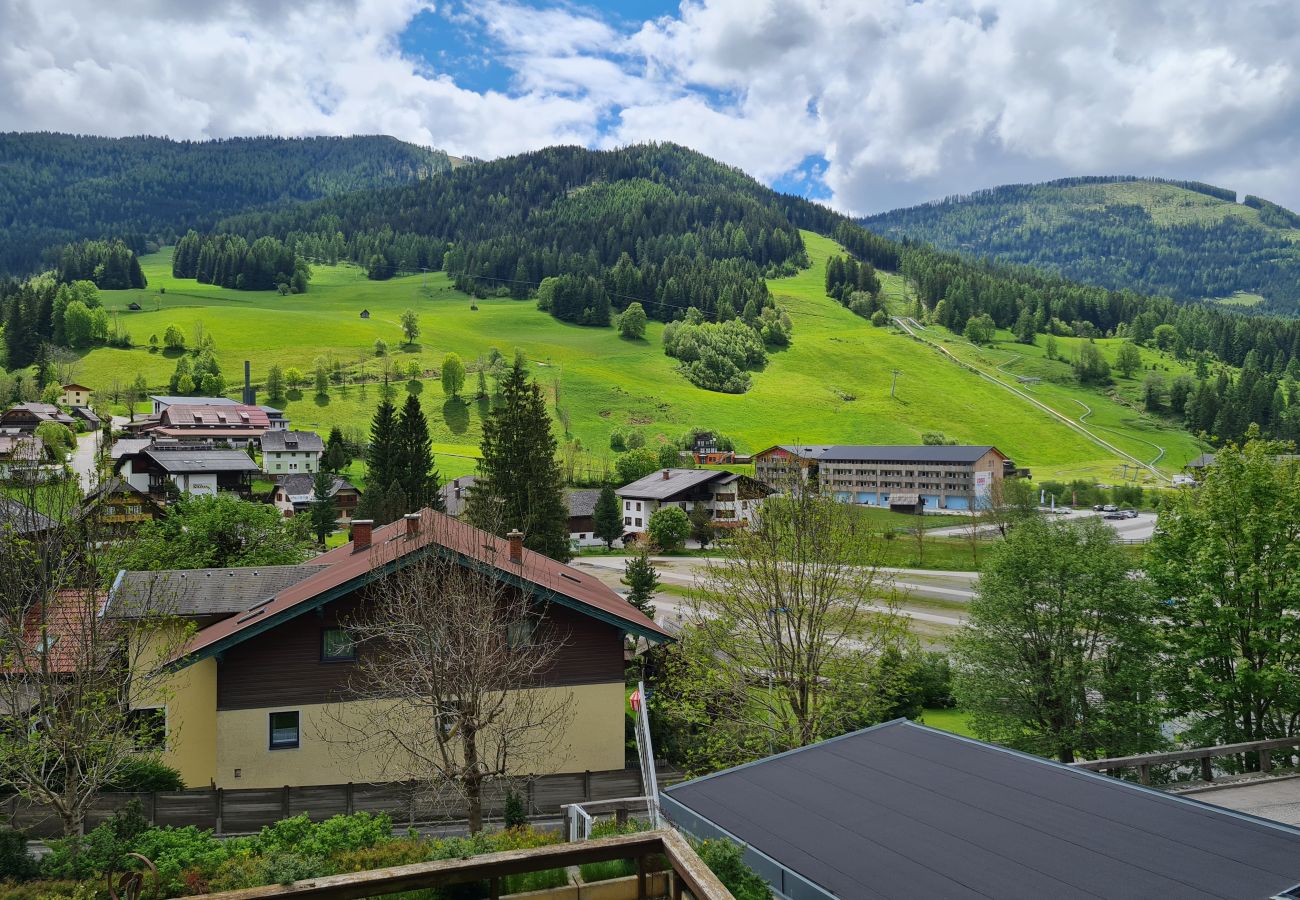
[{"xmin": 73, "ymin": 232, "xmax": 1203, "ymax": 481}]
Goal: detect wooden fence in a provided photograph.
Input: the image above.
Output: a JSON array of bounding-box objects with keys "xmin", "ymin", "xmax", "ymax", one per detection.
[
  {"xmin": 2, "ymin": 766, "xmax": 681, "ymax": 838},
  {"xmin": 1071, "ymin": 736, "xmax": 1300, "ymax": 785}
]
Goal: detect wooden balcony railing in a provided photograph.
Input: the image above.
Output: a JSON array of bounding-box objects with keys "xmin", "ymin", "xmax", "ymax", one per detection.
[
  {"xmin": 200, "ymin": 829, "xmax": 734, "ymax": 899},
  {"xmin": 1072, "ymin": 736, "xmax": 1300, "ymax": 785}
]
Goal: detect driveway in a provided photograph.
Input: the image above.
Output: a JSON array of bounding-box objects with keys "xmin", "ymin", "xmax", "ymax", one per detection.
[{"xmin": 70, "ymin": 415, "xmax": 129, "ymax": 492}]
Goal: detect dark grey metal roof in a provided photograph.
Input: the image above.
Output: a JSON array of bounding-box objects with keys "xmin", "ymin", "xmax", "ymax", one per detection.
[
  {"xmin": 260, "ymin": 430, "xmax": 324, "ymax": 453},
  {"xmin": 439, "ymin": 475, "xmax": 479, "ymax": 516},
  {"xmin": 662, "ymin": 719, "xmax": 1300, "ymax": 900},
  {"xmin": 819, "ymin": 444, "xmax": 999, "ymax": 464},
  {"xmin": 142, "ymin": 447, "xmax": 261, "ymax": 474},
  {"xmin": 113, "ymin": 565, "xmax": 327, "ymax": 617},
  {"xmin": 617, "ymin": 468, "xmax": 725, "ymax": 500}
]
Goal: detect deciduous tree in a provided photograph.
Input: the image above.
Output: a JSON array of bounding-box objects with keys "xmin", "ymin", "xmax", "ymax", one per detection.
[
  {"xmin": 954, "ymin": 516, "xmax": 1162, "ymax": 762},
  {"xmin": 647, "ymin": 505, "xmax": 689, "ymax": 551}
]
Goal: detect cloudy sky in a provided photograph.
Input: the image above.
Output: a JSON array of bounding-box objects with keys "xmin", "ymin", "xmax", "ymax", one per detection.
[{"xmin": 3, "ymin": 0, "xmax": 1298, "ymax": 213}]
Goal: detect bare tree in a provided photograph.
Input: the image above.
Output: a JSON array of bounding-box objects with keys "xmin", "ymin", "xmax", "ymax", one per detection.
[
  {"xmin": 659, "ymin": 483, "xmax": 909, "ymax": 770},
  {"xmin": 0, "ymin": 478, "xmax": 188, "ymax": 835},
  {"xmin": 325, "ymin": 522, "xmax": 574, "ymax": 832}
]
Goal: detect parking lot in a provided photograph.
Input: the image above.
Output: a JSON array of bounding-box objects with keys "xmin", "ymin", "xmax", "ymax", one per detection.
[{"xmin": 1048, "ymin": 507, "xmax": 1157, "ymax": 542}]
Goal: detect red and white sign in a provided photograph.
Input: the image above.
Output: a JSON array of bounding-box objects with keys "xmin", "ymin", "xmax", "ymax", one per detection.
[{"xmin": 629, "ymin": 688, "xmax": 643, "ymax": 711}]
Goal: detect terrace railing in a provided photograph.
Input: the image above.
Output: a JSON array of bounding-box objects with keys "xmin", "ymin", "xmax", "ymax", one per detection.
[{"xmin": 1072, "ymin": 736, "xmax": 1300, "ymax": 785}]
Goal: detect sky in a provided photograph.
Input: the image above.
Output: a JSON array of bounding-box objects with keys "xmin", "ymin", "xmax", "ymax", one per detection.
[{"xmin": 2, "ymin": 0, "xmax": 1299, "ymax": 214}]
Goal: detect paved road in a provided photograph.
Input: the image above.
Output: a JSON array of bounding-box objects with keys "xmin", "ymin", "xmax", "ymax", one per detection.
[
  {"xmin": 926, "ymin": 508, "xmax": 1157, "ymax": 542},
  {"xmin": 573, "ymin": 556, "xmax": 975, "ymax": 634},
  {"xmin": 69, "ymin": 415, "xmax": 129, "ymax": 491}
]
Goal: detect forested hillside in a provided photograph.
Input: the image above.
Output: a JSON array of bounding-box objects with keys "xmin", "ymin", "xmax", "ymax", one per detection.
[
  {"xmin": 0, "ymin": 133, "xmax": 451, "ymax": 276},
  {"xmin": 863, "ymin": 176, "xmax": 1300, "ymax": 309}
]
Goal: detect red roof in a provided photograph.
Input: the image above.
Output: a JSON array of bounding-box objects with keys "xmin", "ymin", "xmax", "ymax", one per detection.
[
  {"xmin": 4, "ymin": 591, "xmax": 109, "ymax": 675},
  {"xmin": 158, "ymin": 404, "xmax": 270, "ymax": 429},
  {"xmin": 170, "ymin": 509, "xmax": 668, "ymax": 667}
]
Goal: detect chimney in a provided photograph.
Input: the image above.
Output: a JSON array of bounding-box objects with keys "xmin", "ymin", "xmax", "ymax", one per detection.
[
  {"xmin": 242, "ymin": 360, "xmax": 256, "ymax": 406},
  {"xmin": 404, "ymin": 512, "xmax": 421, "ymax": 537},
  {"xmin": 661, "ymin": 468, "xmax": 671, "ymax": 480},
  {"xmin": 351, "ymin": 519, "xmax": 373, "ymax": 552},
  {"xmin": 507, "ymin": 529, "xmax": 523, "ymax": 564},
  {"xmin": 454, "ymin": 478, "xmax": 462, "ymax": 499}
]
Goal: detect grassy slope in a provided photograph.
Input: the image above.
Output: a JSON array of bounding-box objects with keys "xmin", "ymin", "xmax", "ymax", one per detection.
[{"xmin": 75, "ymin": 233, "xmax": 1199, "ymax": 480}]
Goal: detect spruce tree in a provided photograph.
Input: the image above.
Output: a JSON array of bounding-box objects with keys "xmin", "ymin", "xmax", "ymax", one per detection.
[
  {"xmin": 621, "ymin": 551, "xmax": 659, "ymax": 619},
  {"xmin": 323, "ymin": 426, "xmax": 349, "ymax": 473},
  {"xmin": 309, "ymin": 469, "xmax": 337, "ymax": 544},
  {"xmin": 364, "ymin": 398, "xmax": 399, "ymax": 500},
  {"xmin": 593, "ymin": 483, "xmax": 623, "ymax": 549},
  {"xmin": 465, "ymin": 359, "xmax": 571, "ymax": 560},
  {"xmin": 395, "ymin": 394, "xmax": 443, "ymax": 512}
]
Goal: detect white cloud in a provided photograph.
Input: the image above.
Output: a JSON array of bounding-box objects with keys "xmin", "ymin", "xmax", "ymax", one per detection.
[{"xmin": 2, "ymin": 0, "xmax": 1299, "ymax": 212}]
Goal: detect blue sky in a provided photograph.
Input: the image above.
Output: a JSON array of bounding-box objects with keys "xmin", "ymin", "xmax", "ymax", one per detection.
[{"xmin": 3, "ymin": 0, "xmax": 1299, "ymax": 213}]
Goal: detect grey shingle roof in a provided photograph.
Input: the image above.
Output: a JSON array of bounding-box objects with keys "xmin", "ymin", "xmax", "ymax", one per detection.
[
  {"xmin": 819, "ymin": 444, "xmax": 999, "ymax": 464},
  {"xmin": 0, "ymin": 498, "xmax": 55, "ymax": 535},
  {"xmin": 663, "ymin": 719, "xmax": 1300, "ymax": 899},
  {"xmin": 566, "ymin": 489, "xmax": 601, "ymax": 518},
  {"xmin": 616, "ymin": 468, "xmax": 725, "ymax": 500},
  {"xmin": 278, "ymin": 473, "xmax": 355, "ymax": 502},
  {"xmin": 260, "ymin": 430, "xmax": 324, "ymax": 453},
  {"xmin": 113, "ymin": 565, "xmax": 328, "ymax": 617},
  {"xmin": 439, "ymin": 475, "xmax": 478, "ymax": 516}
]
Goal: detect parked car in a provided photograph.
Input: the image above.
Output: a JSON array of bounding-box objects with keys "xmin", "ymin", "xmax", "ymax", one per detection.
[
  {"xmin": 1103, "ymin": 512, "xmax": 1125, "ymax": 520},
  {"xmin": 1102, "ymin": 504, "xmax": 1118, "ymax": 513},
  {"xmin": 1121, "ymin": 509, "xmax": 1139, "ymax": 519},
  {"xmin": 1092, "ymin": 504, "xmax": 1105, "ymax": 511}
]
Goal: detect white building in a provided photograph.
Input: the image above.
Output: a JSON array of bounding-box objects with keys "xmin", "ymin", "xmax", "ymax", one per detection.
[
  {"xmin": 615, "ymin": 468, "xmax": 771, "ymax": 535},
  {"xmin": 260, "ymin": 430, "xmax": 324, "ymax": 475}
]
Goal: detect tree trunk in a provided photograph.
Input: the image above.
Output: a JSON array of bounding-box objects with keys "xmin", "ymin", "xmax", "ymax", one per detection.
[{"xmin": 463, "ymin": 727, "xmax": 483, "ymax": 834}]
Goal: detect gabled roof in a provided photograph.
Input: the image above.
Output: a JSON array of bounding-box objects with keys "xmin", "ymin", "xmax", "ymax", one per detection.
[
  {"xmin": 60, "ymin": 383, "xmax": 93, "ymax": 392},
  {"xmin": 159, "ymin": 404, "xmax": 270, "ymax": 429},
  {"xmin": 277, "ymin": 473, "xmax": 356, "ymax": 502},
  {"xmin": 566, "ymin": 489, "xmax": 601, "ymax": 518},
  {"xmin": 617, "ymin": 468, "xmax": 729, "ymax": 500},
  {"xmin": 819, "ymin": 444, "xmax": 1003, "ymax": 464},
  {"xmin": 260, "ymin": 430, "xmax": 324, "ymax": 453},
  {"xmin": 166, "ymin": 508, "xmax": 669, "ymax": 669},
  {"xmin": 439, "ymin": 475, "xmax": 479, "ymax": 516},
  {"xmin": 113, "ymin": 565, "xmax": 328, "ymax": 618},
  {"xmin": 0, "ymin": 498, "xmax": 55, "ymax": 535},
  {"xmin": 753, "ymin": 444, "xmax": 834, "ymax": 460},
  {"xmin": 663, "ymin": 719, "xmax": 1300, "ymax": 899}
]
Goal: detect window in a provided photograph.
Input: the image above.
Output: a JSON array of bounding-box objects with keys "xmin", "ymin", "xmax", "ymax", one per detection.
[
  {"xmin": 127, "ymin": 707, "xmax": 166, "ymax": 750},
  {"xmin": 507, "ymin": 617, "xmax": 537, "ymax": 649},
  {"xmin": 624, "ymin": 516, "xmax": 632, "ymax": 526},
  {"xmin": 269, "ymin": 711, "xmax": 300, "ymax": 749},
  {"xmin": 635, "ymin": 517, "xmax": 643, "ymax": 527},
  {"xmin": 635, "ymin": 502, "xmax": 642, "ymax": 512},
  {"xmin": 321, "ymin": 627, "xmax": 356, "ymax": 661}
]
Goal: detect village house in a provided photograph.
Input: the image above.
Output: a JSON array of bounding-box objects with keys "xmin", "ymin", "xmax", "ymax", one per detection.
[
  {"xmin": 272, "ymin": 473, "xmax": 361, "ymax": 523},
  {"xmin": 114, "ymin": 442, "xmax": 260, "ymax": 499},
  {"xmin": 439, "ymin": 476, "xmax": 609, "ymax": 548},
  {"xmin": 0, "ymin": 403, "xmax": 77, "ymax": 434},
  {"xmin": 129, "ymin": 402, "xmax": 271, "ymax": 447},
  {"xmin": 0, "ymin": 434, "xmax": 43, "ymax": 481},
  {"xmin": 110, "ymin": 510, "xmax": 669, "ymax": 790},
  {"xmin": 259, "ymin": 430, "xmax": 324, "ymax": 475},
  {"xmin": 78, "ymin": 477, "xmax": 165, "ymax": 532},
  {"xmin": 58, "ymin": 383, "xmax": 93, "ymax": 407},
  {"xmin": 616, "ymin": 468, "xmax": 771, "ymax": 534},
  {"xmin": 149, "ymin": 395, "xmax": 242, "ymax": 417}
]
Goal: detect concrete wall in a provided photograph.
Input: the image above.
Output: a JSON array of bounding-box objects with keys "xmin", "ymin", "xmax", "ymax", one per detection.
[{"xmin": 209, "ymin": 681, "xmax": 626, "ymax": 789}]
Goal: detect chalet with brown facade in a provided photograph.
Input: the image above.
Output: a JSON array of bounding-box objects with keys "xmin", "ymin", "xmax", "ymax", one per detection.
[
  {"xmin": 111, "ymin": 510, "xmax": 669, "ymax": 790},
  {"xmin": 272, "ymin": 473, "xmax": 361, "ymax": 523},
  {"xmin": 616, "ymin": 468, "xmax": 772, "ymax": 534},
  {"xmin": 78, "ymin": 477, "xmax": 165, "ymax": 532},
  {"xmin": 0, "ymin": 403, "xmax": 76, "ymax": 434}
]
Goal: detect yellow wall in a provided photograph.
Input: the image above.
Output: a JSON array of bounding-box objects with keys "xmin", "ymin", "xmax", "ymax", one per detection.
[
  {"xmin": 211, "ymin": 681, "xmax": 625, "ymax": 790},
  {"xmin": 129, "ymin": 629, "xmax": 218, "ymax": 789}
]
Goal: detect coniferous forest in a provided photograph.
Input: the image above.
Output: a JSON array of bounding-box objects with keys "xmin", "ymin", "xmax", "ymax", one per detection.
[
  {"xmin": 864, "ymin": 176, "xmax": 1300, "ymax": 309},
  {"xmin": 0, "ymin": 133, "xmax": 451, "ymax": 276}
]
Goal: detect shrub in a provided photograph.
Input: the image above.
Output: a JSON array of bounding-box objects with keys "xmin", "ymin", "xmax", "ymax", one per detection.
[
  {"xmin": 262, "ymin": 852, "xmax": 328, "ymax": 886},
  {"xmin": 648, "ymin": 505, "xmax": 690, "ymax": 551},
  {"xmin": 247, "ymin": 812, "xmax": 392, "ymax": 859},
  {"xmin": 694, "ymin": 838, "xmax": 771, "ymax": 900},
  {"xmin": 503, "ymin": 790, "xmax": 527, "ymax": 830},
  {"xmin": 329, "ymin": 839, "xmax": 430, "ymax": 875},
  {"xmin": 662, "ymin": 319, "xmax": 765, "ymax": 394},
  {"xmin": 0, "ymin": 828, "xmax": 36, "ymax": 881},
  {"xmin": 104, "ymin": 757, "xmax": 184, "ymax": 792}
]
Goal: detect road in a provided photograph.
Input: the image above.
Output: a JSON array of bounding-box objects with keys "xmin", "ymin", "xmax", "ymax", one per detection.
[
  {"xmin": 925, "ymin": 508, "xmax": 1157, "ymax": 543},
  {"xmin": 572, "ymin": 556, "xmax": 977, "ymax": 637},
  {"xmin": 69, "ymin": 415, "xmax": 129, "ymax": 491}
]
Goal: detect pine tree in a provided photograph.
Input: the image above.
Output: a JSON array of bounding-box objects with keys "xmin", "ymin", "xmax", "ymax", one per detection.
[
  {"xmin": 323, "ymin": 426, "xmax": 349, "ymax": 473},
  {"xmin": 365, "ymin": 398, "xmax": 399, "ymax": 499},
  {"xmin": 465, "ymin": 359, "xmax": 570, "ymax": 560},
  {"xmin": 593, "ymin": 483, "xmax": 623, "ymax": 549},
  {"xmin": 621, "ymin": 551, "xmax": 659, "ymax": 619},
  {"xmin": 309, "ymin": 469, "xmax": 338, "ymax": 544},
  {"xmin": 395, "ymin": 394, "xmax": 443, "ymax": 512}
]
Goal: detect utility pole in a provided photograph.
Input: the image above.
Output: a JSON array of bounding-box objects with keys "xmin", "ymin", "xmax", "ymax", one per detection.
[{"xmin": 891, "ymin": 369, "xmax": 902, "ymax": 399}]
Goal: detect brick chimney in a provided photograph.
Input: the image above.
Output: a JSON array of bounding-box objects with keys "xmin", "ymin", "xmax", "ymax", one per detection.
[
  {"xmin": 661, "ymin": 468, "xmax": 671, "ymax": 480},
  {"xmin": 404, "ymin": 512, "xmax": 421, "ymax": 537},
  {"xmin": 351, "ymin": 519, "xmax": 373, "ymax": 552},
  {"xmin": 507, "ymin": 529, "xmax": 524, "ymax": 564}
]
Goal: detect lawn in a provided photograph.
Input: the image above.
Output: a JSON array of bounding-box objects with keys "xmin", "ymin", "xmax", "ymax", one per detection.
[
  {"xmin": 68, "ymin": 234, "xmax": 1205, "ymax": 482},
  {"xmin": 919, "ymin": 707, "xmax": 976, "ymax": 737}
]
